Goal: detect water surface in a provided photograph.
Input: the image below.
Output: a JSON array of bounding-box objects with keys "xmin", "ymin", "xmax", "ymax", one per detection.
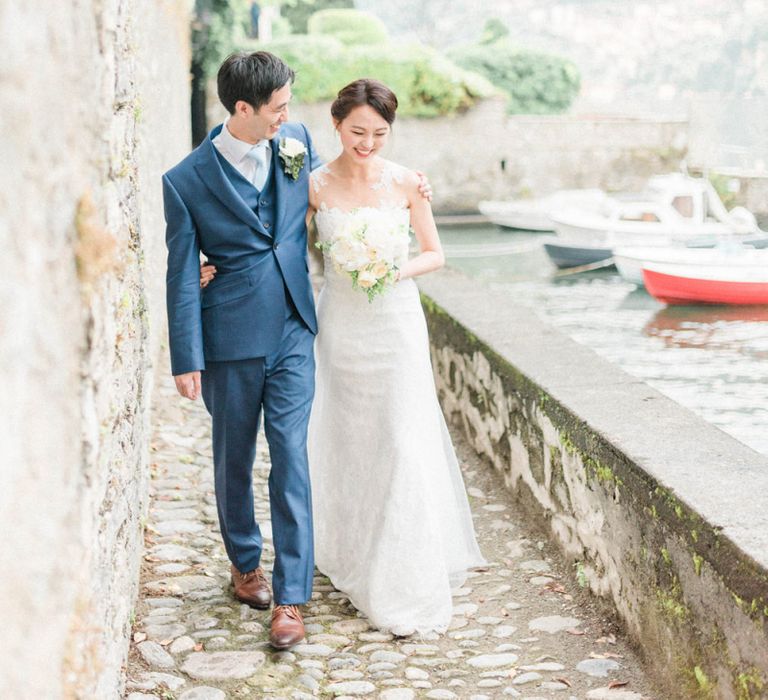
[{"xmin": 440, "ymin": 225, "xmax": 768, "ymax": 457}]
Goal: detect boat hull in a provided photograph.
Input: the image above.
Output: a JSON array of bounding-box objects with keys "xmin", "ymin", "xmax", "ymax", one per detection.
[
  {"xmin": 543, "ymin": 242, "xmax": 613, "ymax": 269},
  {"xmin": 643, "ymin": 266, "xmax": 768, "ymax": 305},
  {"xmin": 613, "ymin": 246, "xmax": 768, "ymax": 286}
]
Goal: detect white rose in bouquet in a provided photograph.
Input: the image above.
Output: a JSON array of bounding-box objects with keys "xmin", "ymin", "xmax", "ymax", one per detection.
[
  {"xmin": 363, "ymin": 220, "xmax": 398, "ymax": 265},
  {"xmin": 370, "ymin": 260, "xmax": 390, "ymax": 279},
  {"xmin": 356, "ymin": 269, "xmax": 378, "ymax": 288},
  {"xmin": 328, "ymin": 238, "xmax": 353, "ymax": 270},
  {"xmin": 330, "ymin": 237, "xmax": 369, "ymax": 272},
  {"xmin": 315, "ymin": 207, "xmax": 410, "ymax": 302}
]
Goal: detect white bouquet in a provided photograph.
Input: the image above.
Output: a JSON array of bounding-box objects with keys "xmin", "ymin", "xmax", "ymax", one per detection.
[{"xmin": 316, "ymin": 208, "xmax": 409, "ymax": 302}]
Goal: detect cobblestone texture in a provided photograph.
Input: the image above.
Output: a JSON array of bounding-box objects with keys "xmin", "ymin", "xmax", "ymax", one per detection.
[{"xmin": 125, "ymin": 365, "xmax": 657, "ymax": 699}]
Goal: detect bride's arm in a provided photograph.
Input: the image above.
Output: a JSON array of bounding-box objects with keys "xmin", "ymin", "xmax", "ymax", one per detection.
[{"xmin": 398, "ymin": 172, "xmax": 444, "ymax": 281}]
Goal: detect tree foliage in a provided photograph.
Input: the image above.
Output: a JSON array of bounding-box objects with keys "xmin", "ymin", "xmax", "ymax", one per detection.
[
  {"xmin": 192, "ymin": 0, "xmax": 253, "ymax": 76},
  {"xmin": 254, "ymin": 35, "xmax": 345, "ymax": 103},
  {"xmin": 307, "ymin": 8, "xmax": 389, "ymax": 47},
  {"xmin": 281, "ymin": 0, "xmax": 354, "ymax": 35},
  {"xmin": 479, "ymin": 18, "xmax": 509, "ymax": 45},
  {"xmin": 254, "ymin": 35, "xmax": 495, "ymax": 117},
  {"xmin": 449, "ymin": 38, "xmax": 580, "ymax": 114}
]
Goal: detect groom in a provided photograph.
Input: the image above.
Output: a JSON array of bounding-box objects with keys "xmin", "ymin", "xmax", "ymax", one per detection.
[
  {"xmin": 163, "ymin": 51, "xmax": 431, "ymax": 650},
  {"xmin": 163, "ymin": 51, "xmax": 319, "ymax": 649}
]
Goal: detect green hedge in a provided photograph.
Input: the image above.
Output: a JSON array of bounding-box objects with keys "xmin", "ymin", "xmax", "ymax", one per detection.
[
  {"xmin": 253, "ymin": 36, "xmax": 496, "ymax": 117},
  {"xmin": 254, "ymin": 35, "xmax": 345, "ymax": 103},
  {"xmin": 343, "ymin": 44, "xmax": 495, "ymax": 117},
  {"xmin": 282, "ymin": 0, "xmax": 354, "ymax": 35},
  {"xmin": 449, "ymin": 40, "xmax": 580, "ymax": 114},
  {"xmin": 307, "ymin": 8, "xmax": 388, "ymax": 46}
]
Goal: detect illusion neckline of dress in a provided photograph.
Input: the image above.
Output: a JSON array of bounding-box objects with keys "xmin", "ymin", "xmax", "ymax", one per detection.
[{"xmin": 316, "ymin": 201, "xmax": 410, "ymax": 217}]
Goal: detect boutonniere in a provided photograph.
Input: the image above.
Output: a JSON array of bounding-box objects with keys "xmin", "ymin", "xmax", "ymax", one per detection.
[{"xmin": 278, "ymin": 137, "xmax": 307, "ymax": 180}]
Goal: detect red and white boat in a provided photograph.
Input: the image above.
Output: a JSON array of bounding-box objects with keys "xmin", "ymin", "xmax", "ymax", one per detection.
[
  {"xmin": 615, "ymin": 243, "xmax": 768, "ymax": 286},
  {"xmin": 643, "ymin": 261, "xmax": 768, "ymax": 305}
]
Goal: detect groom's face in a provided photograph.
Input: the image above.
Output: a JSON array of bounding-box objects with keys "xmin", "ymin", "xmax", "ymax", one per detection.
[{"xmin": 247, "ymin": 82, "xmax": 292, "ymax": 142}]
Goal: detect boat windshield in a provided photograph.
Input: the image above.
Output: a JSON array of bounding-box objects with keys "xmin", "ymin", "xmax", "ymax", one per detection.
[{"xmin": 672, "ymin": 195, "xmax": 695, "ymax": 218}]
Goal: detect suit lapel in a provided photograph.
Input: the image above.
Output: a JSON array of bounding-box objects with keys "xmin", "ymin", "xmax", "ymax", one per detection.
[
  {"xmin": 271, "ymin": 134, "xmax": 289, "ymax": 241},
  {"xmin": 194, "ymin": 128, "xmax": 272, "ymax": 239}
]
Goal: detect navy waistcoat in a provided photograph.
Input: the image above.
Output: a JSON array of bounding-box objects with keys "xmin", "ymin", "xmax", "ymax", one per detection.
[{"xmin": 215, "ymin": 150, "xmax": 278, "ymax": 236}]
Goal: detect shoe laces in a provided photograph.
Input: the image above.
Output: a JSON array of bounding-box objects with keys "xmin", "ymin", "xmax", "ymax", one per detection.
[
  {"xmin": 272, "ymin": 604, "xmax": 302, "ymax": 622},
  {"xmin": 240, "ymin": 567, "xmax": 267, "ymax": 585}
]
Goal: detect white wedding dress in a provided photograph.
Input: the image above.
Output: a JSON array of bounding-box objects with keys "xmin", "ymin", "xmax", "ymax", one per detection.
[{"xmin": 307, "ymin": 164, "xmax": 485, "ymax": 636}]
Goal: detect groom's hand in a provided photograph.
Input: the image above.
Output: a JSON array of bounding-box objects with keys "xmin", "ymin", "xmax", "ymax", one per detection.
[
  {"xmin": 415, "ymin": 171, "xmax": 433, "ymax": 202},
  {"xmin": 175, "ymin": 371, "xmax": 202, "ymax": 401}
]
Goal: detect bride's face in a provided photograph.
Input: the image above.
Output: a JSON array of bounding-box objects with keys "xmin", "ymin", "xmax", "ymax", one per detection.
[{"xmin": 335, "ymin": 105, "xmax": 391, "ymax": 162}]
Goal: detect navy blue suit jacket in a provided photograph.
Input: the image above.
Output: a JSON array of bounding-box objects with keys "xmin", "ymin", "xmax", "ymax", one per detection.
[{"xmin": 162, "ymin": 123, "xmax": 320, "ymax": 376}]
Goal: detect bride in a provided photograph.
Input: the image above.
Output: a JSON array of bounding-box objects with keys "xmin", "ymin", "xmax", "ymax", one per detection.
[
  {"xmin": 203, "ymin": 78, "xmax": 484, "ymax": 636},
  {"xmin": 307, "ymin": 78, "xmax": 484, "ymax": 636}
]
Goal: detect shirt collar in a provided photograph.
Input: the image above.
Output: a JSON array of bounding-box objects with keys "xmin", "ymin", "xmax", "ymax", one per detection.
[{"xmin": 219, "ymin": 119, "xmax": 271, "ymax": 164}]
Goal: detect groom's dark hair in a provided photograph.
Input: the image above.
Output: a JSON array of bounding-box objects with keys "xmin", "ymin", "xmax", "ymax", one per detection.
[{"xmin": 217, "ymin": 51, "xmax": 295, "ymax": 114}]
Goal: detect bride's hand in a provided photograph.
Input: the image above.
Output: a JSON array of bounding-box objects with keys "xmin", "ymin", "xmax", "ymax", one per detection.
[
  {"xmin": 415, "ymin": 171, "xmax": 433, "ymax": 202},
  {"xmin": 200, "ymin": 261, "xmax": 217, "ymax": 288}
]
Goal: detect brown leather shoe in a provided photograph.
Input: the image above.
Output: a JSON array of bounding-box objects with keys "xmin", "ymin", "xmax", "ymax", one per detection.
[
  {"xmin": 269, "ymin": 604, "xmax": 305, "ymax": 650},
  {"xmin": 231, "ymin": 565, "xmax": 271, "ymax": 609}
]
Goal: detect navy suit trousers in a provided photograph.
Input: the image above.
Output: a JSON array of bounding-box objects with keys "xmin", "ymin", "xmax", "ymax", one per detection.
[{"xmin": 201, "ymin": 304, "xmax": 315, "ymax": 605}]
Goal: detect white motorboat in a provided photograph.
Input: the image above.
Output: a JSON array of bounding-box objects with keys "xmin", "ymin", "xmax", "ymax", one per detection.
[
  {"xmin": 550, "ymin": 173, "xmax": 761, "ymax": 248},
  {"xmin": 614, "ymin": 242, "xmax": 768, "ymax": 286},
  {"xmin": 479, "ymin": 189, "xmax": 608, "ymax": 232}
]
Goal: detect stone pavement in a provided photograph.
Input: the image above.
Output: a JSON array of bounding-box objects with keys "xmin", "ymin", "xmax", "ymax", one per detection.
[{"xmin": 124, "ymin": 366, "xmax": 658, "ymax": 700}]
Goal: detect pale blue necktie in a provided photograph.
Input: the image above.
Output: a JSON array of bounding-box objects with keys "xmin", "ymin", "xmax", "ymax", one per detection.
[{"xmin": 246, "ymin": 142, "xmax": 269, "ymax": 191}]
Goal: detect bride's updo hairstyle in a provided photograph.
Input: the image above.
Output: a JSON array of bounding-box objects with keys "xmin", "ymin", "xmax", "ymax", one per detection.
[{"xmin": 331, "ymin": 79, "xmax": 398, "ymax": 126}]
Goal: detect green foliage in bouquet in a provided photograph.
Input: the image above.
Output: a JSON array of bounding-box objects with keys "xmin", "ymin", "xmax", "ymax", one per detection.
[{"xmin": 307, "ymin": 8, "xmax": 389, "ymax": 46}]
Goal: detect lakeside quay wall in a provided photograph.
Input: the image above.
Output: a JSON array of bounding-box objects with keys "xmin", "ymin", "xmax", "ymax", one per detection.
[{"xmin": 419, "ymin": 268, "xmax": 768, "ymax": 699}]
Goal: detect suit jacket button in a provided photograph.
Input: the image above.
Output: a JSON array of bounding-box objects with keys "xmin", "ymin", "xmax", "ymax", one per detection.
[
  {"xmin": 273, "ymin": 242, "xmax": 279, "ymax": 250},
  {"xmin": 264, "ymin": 222, "xmax": 271, "ymax": 229}
]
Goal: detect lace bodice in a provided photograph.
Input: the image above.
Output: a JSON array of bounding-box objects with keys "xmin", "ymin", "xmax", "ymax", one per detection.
[{"xmin": 311, "ymin": 159, "xmax": 409, "ymax": 209}]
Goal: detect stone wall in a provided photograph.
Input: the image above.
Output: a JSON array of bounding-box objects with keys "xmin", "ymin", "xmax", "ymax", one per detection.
[
  {"xmin": 419, "ymin": 269, "xmax": 768, "ymax": 699},
  {"xmin": 0, "ymin": 2, "xmax": 191, "ymax": 697}
]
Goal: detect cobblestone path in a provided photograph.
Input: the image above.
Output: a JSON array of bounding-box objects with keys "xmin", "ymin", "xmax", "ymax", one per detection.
[{"xmin": 125, "ymin": 367, "xmax": 657, "ymax": 700}]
